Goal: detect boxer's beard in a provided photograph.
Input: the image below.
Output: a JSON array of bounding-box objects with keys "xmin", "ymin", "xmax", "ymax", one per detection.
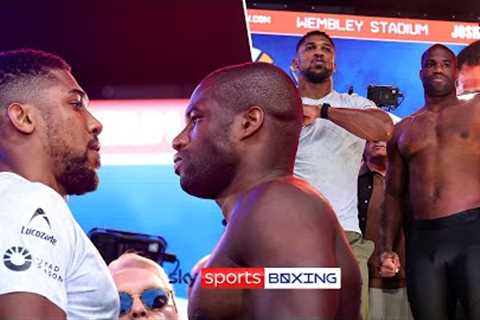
[
  {"xmin": 56, "ymin": 150, "xmax": 99, "ymax": 195},
  {"xmin": 302, "ymin": 67, "xmax": 332, "ymax": 83},
  {"xmin": 44, "ymin": 117, "xmax": 99, "ymax": 195}
]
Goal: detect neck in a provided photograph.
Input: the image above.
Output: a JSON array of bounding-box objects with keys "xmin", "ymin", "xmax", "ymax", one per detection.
[
  {"xmin": 424, "ymin": 92, "xmax": 459, "ymax": 112},
  {"xmin": 0, "ymin": 158, "xmax": 66, "ymax": 198},
  {"xmin": 366, "ymin": 157, "xmax": 387, "ymax": 176},
  {"xmin": 298, "ymin": 77, "xmax": 332, "ymax": 99},
  {"xmin": 215, "ymin": 167, "xmax": 290, "ymax": 223}
]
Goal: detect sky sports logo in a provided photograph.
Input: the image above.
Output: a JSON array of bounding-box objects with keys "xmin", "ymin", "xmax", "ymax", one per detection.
[{"xmin": 201, "ymin": 267, "xmax": 340, "ymax": 289}]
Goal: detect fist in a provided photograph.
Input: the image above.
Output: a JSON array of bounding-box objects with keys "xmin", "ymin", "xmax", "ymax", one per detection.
[
  {"xmin": 379, "ymin": 251, "xmax": 401, "ymax": 278},
  {"xmin": 303, "ymin": 105, "xmax": 320, "ymax": 126}
]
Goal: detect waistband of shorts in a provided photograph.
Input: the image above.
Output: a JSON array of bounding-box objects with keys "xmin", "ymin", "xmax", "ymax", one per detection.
[{"xmin": 413, "ymin": 207, "xmax": 480, "ymax": 229}]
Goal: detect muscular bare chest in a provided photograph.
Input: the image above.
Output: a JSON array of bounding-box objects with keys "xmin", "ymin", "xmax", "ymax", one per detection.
[
  {"xmin": 396, "ymin": 103, "xmax": 480, "ymax": 216},
  {"xmin": 398, "ymin": 105, "xmax": 480, "ymax": 160}
]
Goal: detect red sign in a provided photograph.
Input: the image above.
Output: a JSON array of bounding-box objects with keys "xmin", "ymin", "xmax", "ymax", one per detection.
[{"xmin": 247, "ymin": 9, "xmax": 480, "ymax": 45}]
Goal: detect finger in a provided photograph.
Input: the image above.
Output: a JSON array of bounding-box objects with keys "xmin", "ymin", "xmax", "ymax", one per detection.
[
  {"xmin": 379, "ymin": 267, "xmax": 396, "ymax": 276},
  {"xmin": 382, "ymin": 260, "xmax": 396, "ymax": 269},
  {"xmin": 379, "ymin": 270, "xmax": 396, "ymax": 278},
  {"xmin": 381, "ymin": 253, "xmax": 395, "ymax": 262},
  {"xmin": 380, "ymin": 267, "xmax": 396, "ymax": 274}
]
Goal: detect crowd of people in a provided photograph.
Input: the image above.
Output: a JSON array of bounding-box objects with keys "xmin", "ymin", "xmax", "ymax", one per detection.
[{"xmin": 1, "ymin": 31, "xmax": 480, "ymax": 320}]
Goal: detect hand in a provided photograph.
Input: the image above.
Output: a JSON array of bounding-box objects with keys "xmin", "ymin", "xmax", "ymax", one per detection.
[
  {"xmin": 379, "ymin": 251, "xmax": 401, "ymax": 278},
  {"xmin": 303, "ymin": 104, "xmax": 320, "ymax": 126}
]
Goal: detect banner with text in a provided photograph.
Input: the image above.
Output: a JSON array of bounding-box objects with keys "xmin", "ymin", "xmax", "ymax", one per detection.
[{"xmin": 247, "ymin": 9, "xmax": 480, "ymax": 44}]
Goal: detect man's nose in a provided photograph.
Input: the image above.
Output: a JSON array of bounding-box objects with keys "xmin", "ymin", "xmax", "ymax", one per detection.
[
  {"xmin": 87, "ymin": 110, "xmax": 103, "ymax": 136},
  {"xmin": 313, "ymin": 49, "xmax": 324, "ymax": 57},
  {"xmin": 129, "ymin": 297, "xmax": 148, "ymax": 319},
  {"xmin": 433, "ymin": 64, "xmax": 447, "ymax": 74},
  {"xmin": 172, "ymin": 127, "xmax": 189, "ymax": 151}
]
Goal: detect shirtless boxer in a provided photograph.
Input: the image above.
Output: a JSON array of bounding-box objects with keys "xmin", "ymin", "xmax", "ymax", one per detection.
[
  {"xmin": 173, "ymin": 62, "xmax": 361, "ymax": 320},
  {"xmin": 457, "ymin": 39, "xmax": 480, "ymax": 96},
  {"xmin": 380, "ymin": 44, "xmax": 480, "ymax": 320}
]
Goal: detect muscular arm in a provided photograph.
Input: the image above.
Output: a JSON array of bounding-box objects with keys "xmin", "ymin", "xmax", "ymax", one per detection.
[
  {"xmin": 380, "ymin": 128, "xmax": 408, "ymax": 271},
  {"xmin": 328, "ymin": 107, "xmax": 394, "ymax": 141},
  {"xmin": 237, "ymin": 181, "xmax": 358, "ymax": 319},
  {"xmin": 0, "ymin": 293, "xmax": 66, "ymax": 320},
  {"xmin": 304, "ymin": 104, "xmax": 394, "ymax": 141}
]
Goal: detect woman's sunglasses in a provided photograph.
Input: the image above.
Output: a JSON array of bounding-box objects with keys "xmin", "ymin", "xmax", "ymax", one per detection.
[{"xmin": 119, "ymin": 287, "xmax": 177, "ymax": 315}]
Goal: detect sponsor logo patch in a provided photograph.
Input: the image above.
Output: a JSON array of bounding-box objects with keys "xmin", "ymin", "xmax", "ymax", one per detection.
[
  {"xmin": 29, "ymin": 208, "xmax": 51, "ymax": 229},
  {"xmin": 20, "ymin": 208, "xmax": 57, "ymax": 246},
  {"xmin": 3, "ymin": 246, "xmax": 32, "ymax": 271},
  {"xmin": 33, "ymin": 257, "xmax": 64, "ymax": 283}
]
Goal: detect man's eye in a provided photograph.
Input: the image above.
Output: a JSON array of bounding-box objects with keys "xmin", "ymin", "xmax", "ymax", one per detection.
[
  {"xmin": 191, "ymin": 116, "xmax": 201, "ymax": 124},
  {"xmin": 72, "ymin": 101, "xmax": 83, "ymax": 109}
]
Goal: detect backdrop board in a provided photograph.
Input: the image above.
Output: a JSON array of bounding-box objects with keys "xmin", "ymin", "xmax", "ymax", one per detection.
[{"xmin": 248, "ymin": 8, "xmax": 477, "ymax": 116}]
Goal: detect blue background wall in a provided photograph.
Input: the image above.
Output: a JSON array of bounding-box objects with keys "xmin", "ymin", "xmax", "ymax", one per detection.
[
  {"xmin": 69, "ymin": 165, "xmax": 224, "ymax": 298},
  {"xmin": 252, "ymin": 34, "xmax": 465, "ymax": 117}
]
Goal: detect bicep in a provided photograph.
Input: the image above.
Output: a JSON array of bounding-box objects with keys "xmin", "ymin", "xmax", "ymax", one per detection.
[
  {"xmin": 0, "ymin": 292, "xmax": 66, "ymax": 320},
  {"xmin": 252, "ymin": 221, "xmax": 340, "ymax": 316},
  {"xmin": 386, "ymin": 135, "xmax": 407, "ymax": 198},
  {"xmin": 246, "ymin": 202, "xmax": 338, "ymax": 267},
  {"xmin": 239, "ymin": 188, "xmax": 345, "ymax": 318}
]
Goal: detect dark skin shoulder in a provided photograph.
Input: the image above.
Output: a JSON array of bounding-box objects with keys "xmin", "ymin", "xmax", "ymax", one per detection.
[
  {"xmin": 0, "ymin": 292, "xmax": 65, "ymax": 320},
  {"xmin": 189, "ymin": 177, "xmax": 361, "ymax": 320}
]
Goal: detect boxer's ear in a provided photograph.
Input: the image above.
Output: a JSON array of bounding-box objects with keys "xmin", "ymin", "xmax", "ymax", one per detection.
[
  {"xmin": 7, "ymin": 102, "xmax": 35, "ymax": 134},
  {"xmin": 237, "ymin": 105, "xmax": 264, "ymax": 140}
]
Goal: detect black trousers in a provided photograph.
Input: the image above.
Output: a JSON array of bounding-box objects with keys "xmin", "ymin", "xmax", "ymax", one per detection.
[{"xmin": 406, "ymin": 208, "xmax": 480, "ymax": 320}]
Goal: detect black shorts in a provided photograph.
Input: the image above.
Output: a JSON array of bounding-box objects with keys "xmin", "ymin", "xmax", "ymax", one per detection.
[{"xmin": 406, "ymin": 207, "xmax": 480, "ymax": 320}]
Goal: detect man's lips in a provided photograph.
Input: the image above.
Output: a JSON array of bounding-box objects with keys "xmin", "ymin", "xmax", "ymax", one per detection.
[
  {"xmin": 88, "ymin": 140, "xmax": 101, "ymax": 152},
  {"xmin": 173, "ymin": 156, "xmax": 183, "ymax": 174},
  {"xmin": 88, "ymin": 148, "xmax": 101, "ymax": 169},
  {"xmin": 431, "ymin": 75, "xmax": 447, "ymax": 82}
]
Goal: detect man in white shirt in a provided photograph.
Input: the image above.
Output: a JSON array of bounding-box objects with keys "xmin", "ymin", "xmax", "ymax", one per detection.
[
  {"xmin": 292, "ymin": 30, "xmax": 394, "ymax": 320},
  {"xmin": 457, "ymin": 39, "xmax": 480, "ymax": 98},
  {"xmin": 0, "ymin": 49, "xmax": 119, "ymax": 319}
]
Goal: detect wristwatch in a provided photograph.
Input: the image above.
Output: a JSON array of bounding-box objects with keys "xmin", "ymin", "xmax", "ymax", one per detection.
[{"xmin": 320, "ymin": 103, "xmax": 330, "ymax": 119}]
